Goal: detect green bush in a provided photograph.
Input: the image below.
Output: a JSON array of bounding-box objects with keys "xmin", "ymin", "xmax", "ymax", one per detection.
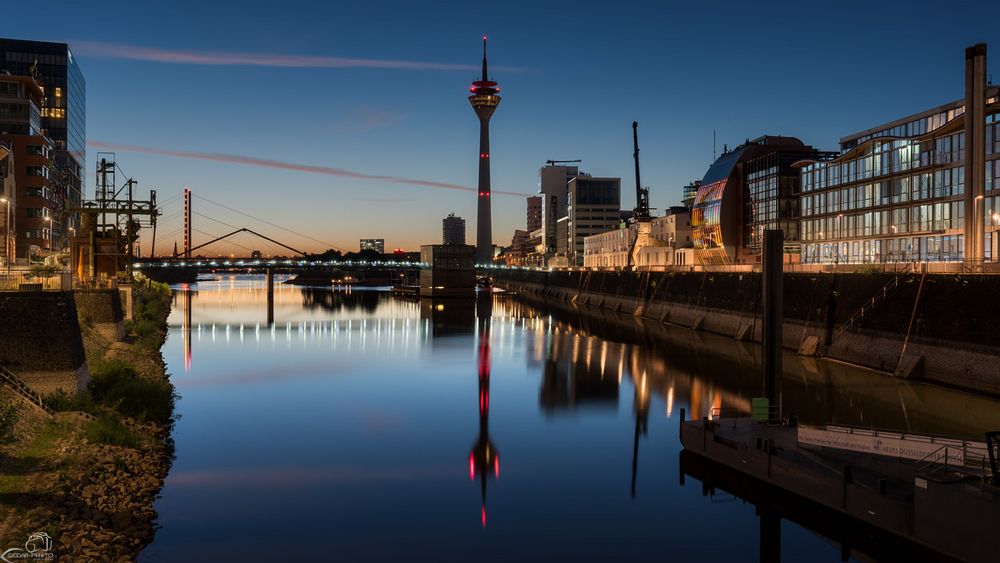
[
  {"xmin": 85, "ymin": 414, "xmax": 139, "ymax": 448},
  {"xmin": 88, "ymin": 360, "xmax": 175, "ymax": 424},
  {"xmin": 43, "ymin": 390, "xmax": 97, "ymax": 414},
  {"xmin": 0, "ymin": 400, "xmax": 20, "ymax": 445}
]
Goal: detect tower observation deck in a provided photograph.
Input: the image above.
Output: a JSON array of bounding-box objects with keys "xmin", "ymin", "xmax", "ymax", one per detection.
[{"xmin": 469, "ymin": 36, "xmax": 501, "ymax": 265}]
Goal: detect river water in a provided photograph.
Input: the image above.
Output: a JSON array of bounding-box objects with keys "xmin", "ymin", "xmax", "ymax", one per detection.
[{"xmin": 139, "ymin": 275, "xmax": 1000, "ymax": 562}]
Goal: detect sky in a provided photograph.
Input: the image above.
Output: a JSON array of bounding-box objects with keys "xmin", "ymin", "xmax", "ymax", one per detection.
[{"xmin": 2, "ymin": 0, "xmax": 999, "ymax": 255}]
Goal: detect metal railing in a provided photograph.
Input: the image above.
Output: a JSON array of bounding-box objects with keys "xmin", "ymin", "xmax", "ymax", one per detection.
[
  {"xmin": 710, "ymin": 404, "xmax": 781, "ymax": 424},
  {"xmin": 0, "ymin": 365, "xmax": 54, "ymax": 416},
  {"xmin": 0, "ymin": 272, "xmax": 69, "ymax": 291},
  {"xmin": 831, "ymin": 263, "xmax": 912, "ymax": 343}
]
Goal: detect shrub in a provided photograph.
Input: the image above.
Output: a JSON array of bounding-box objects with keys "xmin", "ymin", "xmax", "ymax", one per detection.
[
  {"xmin": 85, "ymin": 414, "xmax": 139, "ymax": 448},
  {"xmin": 0, "ymin": 400, "xmax": 20, "ymax": 445},
  {"xmin": 88, "ymin": 360, "xmax": 175, "ymax": 424},
  {"xmin": 43, "ymin": 390, "xmax": 97, "ymax": 415}
]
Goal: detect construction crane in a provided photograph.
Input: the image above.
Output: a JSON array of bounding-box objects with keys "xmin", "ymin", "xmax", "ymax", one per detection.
[
  {"xmin": 632, "ymin": 121, "xmax": 651, "ymax": 221},
  {"xmin": 545, "ymin": 159, "xmax": 582, "ymax": 166},
  {"xmin": 626, "ymin": 121, "xmax": 652, "ymax": 271}
]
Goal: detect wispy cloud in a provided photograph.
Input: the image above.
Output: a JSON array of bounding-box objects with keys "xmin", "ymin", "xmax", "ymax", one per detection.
[
  {"xmin": 333, "ymin": 105, "xmax": 407, "ymax": 134},
  {"xmin": 73, "ymin": 40, "xmax": 521, "ymax": 72},
  {"xmin": 87, "ymin": 141, "xmax": 530, "ymax": 197}
]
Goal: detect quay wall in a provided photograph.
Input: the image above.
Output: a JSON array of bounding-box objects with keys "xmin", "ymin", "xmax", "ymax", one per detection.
[
  {"xmin": 75, "ymin": 289, "xmax": 126, "ymax": 341},
  {"xmin": 493, "ymin": 270, "xmax": 1000, "ymax": 396},
  {"xmin": 0, "ymin": 291, "xmax": 88, "ymax": 394}
]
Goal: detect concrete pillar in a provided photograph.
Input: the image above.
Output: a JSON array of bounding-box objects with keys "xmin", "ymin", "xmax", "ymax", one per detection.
[
  {"xmin": 266, "ymin": 267, "xmax": 274, "ymax": 326},
  {"xmin": 762, "ymin": 230, "xmax": 783, "ymax": 422},
  {"xmin": 964, "ymin": 43, "xmax": 987, "ymax": 267}
]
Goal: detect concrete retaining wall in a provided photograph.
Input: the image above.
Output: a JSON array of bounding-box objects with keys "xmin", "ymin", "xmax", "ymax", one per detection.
[
  {"xmin": 494, "ymin": 270, "xmax": 1000, "ymax": 396},
  {"xmin": 0, "ymin": 291, "xmax": 89, "ymax": 394},
  {"xmin": 75, "ymin": 289, "xmax": 126, "ymax": 341}
]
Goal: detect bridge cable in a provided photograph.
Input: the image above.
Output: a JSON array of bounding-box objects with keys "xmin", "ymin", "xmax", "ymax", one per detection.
[{"xmin": 192, "ymin": 194, "xmax": 347, "ymax": 253}]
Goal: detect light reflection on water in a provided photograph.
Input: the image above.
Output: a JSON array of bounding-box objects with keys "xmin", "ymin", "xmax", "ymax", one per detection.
[{"xmin": 140, "ymin": 275, "xmax": 1000, "ymax": 562}]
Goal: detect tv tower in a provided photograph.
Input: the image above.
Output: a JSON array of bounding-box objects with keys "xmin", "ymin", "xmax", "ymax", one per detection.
[{"xmin": 469, "ymin": 36, "xmax": 501, "ymax": 265}]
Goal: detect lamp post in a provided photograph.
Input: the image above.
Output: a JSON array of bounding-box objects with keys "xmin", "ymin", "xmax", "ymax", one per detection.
[
  {"xmin": 44, "ymin": 216, "xmax": 52, "ymax": 261},
  {"xmin": 0, "ymin": 197, "xmax": 9, "ymax": 273}
]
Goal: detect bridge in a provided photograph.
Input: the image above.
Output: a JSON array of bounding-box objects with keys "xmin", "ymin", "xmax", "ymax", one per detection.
[{"xmin": 133, "ymin": 257, "xmax": 427, "ymax": 271}]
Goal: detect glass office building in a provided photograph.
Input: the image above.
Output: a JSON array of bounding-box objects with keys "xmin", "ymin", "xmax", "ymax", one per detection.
[
  {"xmin": 745, "ymin": 146, "xmax": 833, "ymax": 257},
  {"xmin": 691, "ymin": 136, "xmax": 820, "ymax": 266},
  {"xmin": 798, "ymin": 86, "xmax": 1000, "ymax": 265},
  {"xmin": 0, "ymin": 38, "xmax": 86, "ymax": 246}
]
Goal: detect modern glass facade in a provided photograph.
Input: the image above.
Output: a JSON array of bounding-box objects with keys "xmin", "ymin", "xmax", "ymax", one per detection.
[
  {"xmin": 799, "ymin": 91, "xmax": 1000, "ymax": 265},
  {"xmin": 0, "ymin": 38, "xmax": 86, "ymax": 244},
  {"xmin": 691, "ymin": 178, "xmax": 727, "ymax": 262},
  {"xmin": 745, "ymin": 147, "xmax": 833, "ymax": 256},
  {"xmin": 690, "ymin": 136, "xmax": 820, "ymax": 266}
]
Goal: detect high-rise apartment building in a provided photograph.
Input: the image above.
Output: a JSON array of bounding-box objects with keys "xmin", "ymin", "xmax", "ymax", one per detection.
[
  {"xmin": 566, "ymin": 176, "xmax": 621, "ymax": 266},
  {"xmin": 539, "ymin": 164, "xmax": 581, "ymax": 255},
  {"xmin": 526, "ymin": 195, "xmax": 542, "ymax": 231},
  {"xmin": 0, "ymin": 74, "xmax": 54, "ymax": 259},
  {"xmin": 0, "ymin": 142, "xmax": 14, "ymax": 265},
  {"xmin": 443, "ymin": 213, "xmax": 466, "ymax": 245},
  {"xmin": 0, "ymin": 38, "xmax": 86, "ymax": 248}
]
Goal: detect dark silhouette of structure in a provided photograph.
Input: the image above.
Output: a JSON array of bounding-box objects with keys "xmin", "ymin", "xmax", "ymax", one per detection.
[{"xmin": 469, "ymin": 37, "xmax": 501, "ymax": 265}]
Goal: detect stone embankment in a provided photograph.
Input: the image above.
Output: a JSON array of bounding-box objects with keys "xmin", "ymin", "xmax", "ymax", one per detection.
[
  {"xmin": 0, "ymin": 282, "xmax": 174, "ymax": 561},
  {"xmin": 494, "ymin": 269, "xmax": 1000, "ymax": 397}
]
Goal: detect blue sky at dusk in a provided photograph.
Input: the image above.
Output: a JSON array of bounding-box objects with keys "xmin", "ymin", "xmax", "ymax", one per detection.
[{"xmin": 2, "ymin": 0, "xmax": 998, "ymax": 254}]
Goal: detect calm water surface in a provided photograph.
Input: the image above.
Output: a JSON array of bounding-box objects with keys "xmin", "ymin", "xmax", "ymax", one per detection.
[{"xmin": 139, "ymin": 275, "xmax": 1000, "ymax": 562}]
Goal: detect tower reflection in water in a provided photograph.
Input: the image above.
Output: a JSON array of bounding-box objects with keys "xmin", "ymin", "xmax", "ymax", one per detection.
[
  {"xmin": 419, "ymin": 293, "xmax": 498, "ymax": 527},
  {"xmin": 470, "ymin": 294, "xmax": 498, "ymax": 527}
]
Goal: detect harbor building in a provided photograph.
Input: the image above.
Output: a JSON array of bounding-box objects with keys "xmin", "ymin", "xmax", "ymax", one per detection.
[
  {"xmin": 443, "ymin": 213, "xmax": 466, "ymax": 245},
  {"xmin": 0, "ymin": 39, "xmax": 86, "ymax": 247},
  {"xmin": 797, "ymin": 44, "xmax": 999, "ymax": 267},
  {"xmin": 0, "ymin": 142, "xmax": 13, "ymax": 265},
  {"xmin": 0, "ymin": 73, "xmax": 53, "ymax": 260},
  {"xmin": 583, "ymin": 206, "xmax": 692, "ymax": 270},
  {"xmin": 691, "ymin": 136, "xmax": 826, "ymax": 266}
]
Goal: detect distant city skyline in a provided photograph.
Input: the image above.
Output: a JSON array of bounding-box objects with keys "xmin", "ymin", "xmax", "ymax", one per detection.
[{"xmin": 1, "ymin": 0, "xmax": 997, "ymax": 254}]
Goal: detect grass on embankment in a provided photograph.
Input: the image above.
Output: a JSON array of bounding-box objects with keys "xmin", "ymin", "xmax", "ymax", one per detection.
[{"xmin": 43, "ymin": 279, "xmax": 176, "ymax": 448}]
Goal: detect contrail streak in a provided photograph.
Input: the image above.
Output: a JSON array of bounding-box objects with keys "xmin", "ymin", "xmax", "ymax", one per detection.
[
  {"xmin": 87, "ymin": 141, "xmax": 530, "ymax": 197},
  {"xmin": 72, "ymin": 40, "xmax": 521, "ymax": 72}
]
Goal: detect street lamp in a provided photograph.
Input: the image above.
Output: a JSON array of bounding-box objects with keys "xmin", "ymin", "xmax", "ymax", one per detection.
[
  {"xmin": 0, "ymin": 197, "xmax": 9, "ymax": 273},
  {"xmin": 44, "ymin": 216, "xmax": 52, "ymax": 258}
]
